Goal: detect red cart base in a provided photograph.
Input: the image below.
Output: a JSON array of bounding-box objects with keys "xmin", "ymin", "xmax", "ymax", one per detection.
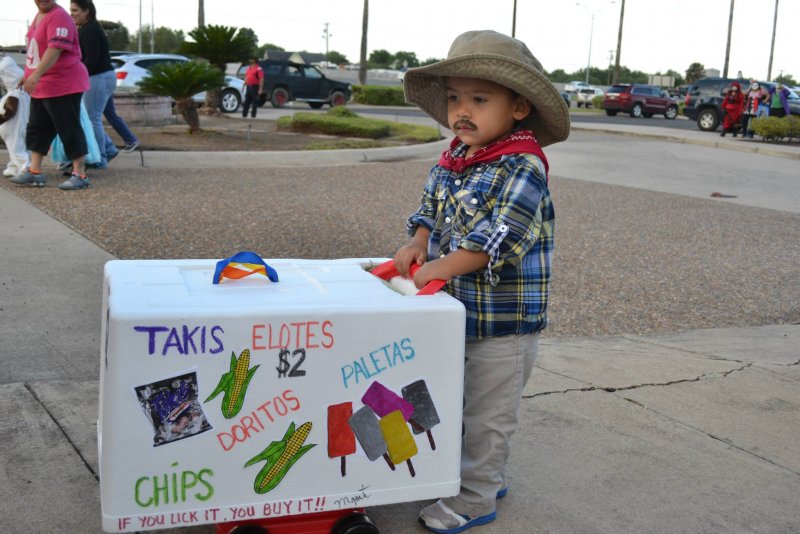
[{"xmin": 215, "ymin": 508, "xmax": 379, "ymax": 534}]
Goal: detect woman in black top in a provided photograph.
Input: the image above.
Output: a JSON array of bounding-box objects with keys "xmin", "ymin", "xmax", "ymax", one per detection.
[{"xmin": 70, "ymin": 0, "xmax": 121, "ymax": 168}]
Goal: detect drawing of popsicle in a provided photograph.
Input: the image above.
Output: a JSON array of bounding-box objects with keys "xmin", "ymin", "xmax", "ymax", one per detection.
[
  {"xmin": 402, "ymin": 379, "xmax": 441, "ymax": 450},
  {"xmin": 348, "ymin": 405, "xmax": 395, "ymax": 471},
  {"xmin": 361, "ymin": 381, "xmax": 414, "ymax": 420},
  {"xmin": 379, "ymin": 409, "xmax": 418, "ymax": 477},
  {"xmin": 327, "ymin": 402, "xmax": 356, "ymax": 476}
]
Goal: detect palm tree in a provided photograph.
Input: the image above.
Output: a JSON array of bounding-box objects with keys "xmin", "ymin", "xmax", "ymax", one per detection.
[
  {"xmin": 359, "ymin": 0, "xmax": 368, "ymax": 85},
  {"xmin": 181, "ymin": 25, "xmax": 257, "ymax": 112},
  {"xmin": 136, "ymin": 61, "xmax": 224, "ymax": 133}
]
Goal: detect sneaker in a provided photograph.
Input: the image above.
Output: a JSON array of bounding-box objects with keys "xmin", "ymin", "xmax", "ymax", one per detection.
[
  {"xmin": 59, "ymin": 173, "xmax": 90, "ymax": 190},
  {"xmin": 121, "ymin": 142, "xmax": 139, "ymax": 153},
  {"xmin": 419, "ymin": 500, "xmax": 496, "ymax": 534},
  {"xmin": 10, "ymin": 170, "xmax": 45, "ymax": 187},
  {"xmin": 496, "ymin": 487, "xmax": 508, "ymax": 499},
  {"xmin": 107, "ymin": 150, "xmax": 119, "ymax": 162},
  {"xmin": 3, "ymin": 168, "xmax": 17, "ymax": 177}
]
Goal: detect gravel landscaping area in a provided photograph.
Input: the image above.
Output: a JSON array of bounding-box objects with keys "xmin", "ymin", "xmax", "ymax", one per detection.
[{"xmin": 3, "ymin": 158, "xmax": 798, "ymax": 339}]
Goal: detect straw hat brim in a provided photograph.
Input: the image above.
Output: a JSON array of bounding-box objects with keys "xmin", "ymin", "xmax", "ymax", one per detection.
[{"xmin": 403, "ymin": 54, "xmax": 570, "ymax": 147}]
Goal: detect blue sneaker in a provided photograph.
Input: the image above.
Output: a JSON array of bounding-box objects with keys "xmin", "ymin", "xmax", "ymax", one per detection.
[
  {"xmin": 419, "ymin": 500, "xmax": 496, "ymax": 534},
  {"xmin": 59, "ymin": 173, "xmax": 90, "ymax": 190},
  {"xmin": 496, "ymin": 487, "xmax": 508, "ymax": 499},
  {"xmin": 10, "ymin": 170, "xmax": 45, "ymax": 187}
]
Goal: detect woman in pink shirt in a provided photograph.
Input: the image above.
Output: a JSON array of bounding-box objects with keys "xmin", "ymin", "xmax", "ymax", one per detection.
[{"xmin": 11, "ymin": 0, "xmax": 91, "ymax": 190}]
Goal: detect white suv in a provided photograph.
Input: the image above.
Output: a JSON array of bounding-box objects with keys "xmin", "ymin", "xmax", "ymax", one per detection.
[{"xmin": 110, "ymin": 53, "xmax": 244, "ymax": 113}]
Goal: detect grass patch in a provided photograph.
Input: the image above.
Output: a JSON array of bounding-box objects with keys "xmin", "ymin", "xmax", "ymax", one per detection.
[{"xmin": 279, "ymin": 107, "xmax": 441, "ymax": 143}]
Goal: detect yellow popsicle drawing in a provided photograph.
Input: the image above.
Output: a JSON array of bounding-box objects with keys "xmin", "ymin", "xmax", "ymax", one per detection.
[{"xmin": 379, "ymin": 409, "xmax": 418, "ymax": 477}]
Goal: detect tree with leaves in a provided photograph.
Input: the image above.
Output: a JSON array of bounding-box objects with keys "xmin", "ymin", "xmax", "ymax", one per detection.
[
  {"xmin": 685, "ymin": 62, "xmax": 706, "ymax": 83},
  {"xmin": 129, "ymin": 26, "xmax": 185, "ymax": 54},
  {"xmin": 393, "ymin": 51, "xmax": 418, "ymax": 69},
  {"xmin": 368, "ymin": 49, "xmax": 393, "ymax": 68},
  {"xmin": 136, "ymin": 61, "xmax": 224, "ymax": 133},
  {"xmin": 101, "ymin": 21, "xmax": 130, "ymax": 51},
  {"xmin": 327, "ymin": 50, "xmax": 348, "ymax": 66},
  {"xmin": 180, "ymin": 25, "xmax": 258, "ymax": 111}
]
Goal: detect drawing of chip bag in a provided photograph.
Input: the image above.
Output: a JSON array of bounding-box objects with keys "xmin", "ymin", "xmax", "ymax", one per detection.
[{"xmin": 134, "ymin": 371, "xmax": 212, "ymax": 446}]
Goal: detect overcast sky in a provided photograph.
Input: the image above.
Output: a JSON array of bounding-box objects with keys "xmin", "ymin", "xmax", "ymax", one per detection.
[{"xmin": 2, "ymin": 0, "xmax": 797, "ymax": 80}]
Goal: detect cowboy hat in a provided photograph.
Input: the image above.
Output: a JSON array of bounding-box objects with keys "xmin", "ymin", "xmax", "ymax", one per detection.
[{"xmin": 403, "ymin": 30, "xmax": 570, "ymax": 147}]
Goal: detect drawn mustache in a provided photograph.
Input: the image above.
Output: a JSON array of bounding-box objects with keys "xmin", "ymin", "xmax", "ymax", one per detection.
[{"xmin": 454, "ymin": 120, "xmax": 477, "ymax": 130}]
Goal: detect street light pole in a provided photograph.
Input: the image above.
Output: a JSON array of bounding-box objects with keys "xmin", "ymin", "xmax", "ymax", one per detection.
[
  {"xmin": 585, "ymin": 12, "xmax": 595, "ymax": 84},
  {"xmin": 576, "ymin": 1, "xmax": 615, "ymax": 85}
]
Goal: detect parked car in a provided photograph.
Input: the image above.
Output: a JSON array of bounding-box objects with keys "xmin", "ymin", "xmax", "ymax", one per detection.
[
  {"xmin": 560, "ymin": 91, "xmax": 571, "ymax": 108},
  {"xmin": 602, "ymin": 84, "xmax": 679, "ymax": 119},
  {"xmin": 564, "ymin": 80, "xmax": 590, "ymax": 93},
  {"xmin": 110, "ymin": 53, "xmax": 244, "ymax": 113},
  {"xmin": 683, "ymin": 77, "xmax": 800, "ymax": 131},
  {"xmin": 236, "ymin": 59, "xmax": 351, "ymax": 109},
  {"xmin": 576, "ymin": 87, "xmax": 604, "ymax": 108}
]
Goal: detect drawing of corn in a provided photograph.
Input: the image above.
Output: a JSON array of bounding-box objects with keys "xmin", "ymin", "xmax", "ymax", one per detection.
[
  {"xmin": 245, "ymin": 421, "xmax": 315, "ymax": 494},
  {"xmin": 205, "ymin": 349, "xmax": 259, "ymax": 419}
]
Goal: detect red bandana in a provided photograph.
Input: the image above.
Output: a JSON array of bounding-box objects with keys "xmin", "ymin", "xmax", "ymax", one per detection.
[{"xmin": 438, "ymin": 129, "xmax": 549, "ymax": 176}]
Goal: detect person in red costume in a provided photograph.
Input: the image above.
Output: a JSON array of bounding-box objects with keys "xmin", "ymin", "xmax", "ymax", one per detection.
[{"xmin": 720, "ymin": 81, "xmax": 744, "ymax": 137}]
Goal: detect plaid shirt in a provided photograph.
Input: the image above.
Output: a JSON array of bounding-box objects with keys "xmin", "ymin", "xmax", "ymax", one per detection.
[{"xmin": 407, "ymin": 143, "xmax": 554, "ymax": 340}]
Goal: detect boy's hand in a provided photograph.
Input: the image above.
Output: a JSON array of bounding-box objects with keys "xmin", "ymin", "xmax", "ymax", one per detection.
[
  {"xmin": 394, "ymin": 244, "xmax": 427, "ymax": 277},
  {"xmin": 413, "ymin": 260, "xmax": 449, "ymax": 290}
]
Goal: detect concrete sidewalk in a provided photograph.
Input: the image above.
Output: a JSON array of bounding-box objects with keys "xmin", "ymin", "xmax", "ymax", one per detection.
[{"xmin": 1, "ymin": 118, "xmax": 799, "ymax": 533}]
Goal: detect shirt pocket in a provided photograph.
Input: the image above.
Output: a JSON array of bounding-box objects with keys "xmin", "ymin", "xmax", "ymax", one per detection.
[{"xmin": 453, "ymin": 189, "xmax": 496, "ymax": 237}]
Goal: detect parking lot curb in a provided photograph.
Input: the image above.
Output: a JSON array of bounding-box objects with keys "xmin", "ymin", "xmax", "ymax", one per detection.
[{"xmin": 571, "ymin": 125, "xmax": 800, "ymax": 161}]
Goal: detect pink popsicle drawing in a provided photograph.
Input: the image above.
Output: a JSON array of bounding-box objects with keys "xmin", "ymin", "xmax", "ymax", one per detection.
[{"xmin": 361, "ymin": 381, "xmax": 414, "ymax": 420}]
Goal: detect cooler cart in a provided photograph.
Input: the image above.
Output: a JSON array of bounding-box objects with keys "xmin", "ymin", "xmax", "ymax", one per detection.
[{"xmin": 99, "ymin": 255, "xmax": 464, "ymax": 533}]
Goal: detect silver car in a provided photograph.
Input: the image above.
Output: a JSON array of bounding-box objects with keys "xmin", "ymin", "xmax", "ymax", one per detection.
[{"xmin": 110, "ymin": 53, "xmax": 244, "ymax": 113}]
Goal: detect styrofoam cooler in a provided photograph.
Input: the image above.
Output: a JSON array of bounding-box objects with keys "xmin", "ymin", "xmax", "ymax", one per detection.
[{"xmin": 99, "ymin": 257, "xmax": 465, "ymax": 532}]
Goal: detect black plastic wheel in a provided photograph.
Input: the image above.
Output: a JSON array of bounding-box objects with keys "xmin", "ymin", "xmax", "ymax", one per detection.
[{"xmin": 331, "ymin": 512, "xmax": 379, "ymax": 534}]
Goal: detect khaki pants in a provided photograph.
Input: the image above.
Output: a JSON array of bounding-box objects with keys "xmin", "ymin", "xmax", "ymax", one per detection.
[{"xmin": 443, "ymin": 333, "xmax": 539, "ymax": 517}]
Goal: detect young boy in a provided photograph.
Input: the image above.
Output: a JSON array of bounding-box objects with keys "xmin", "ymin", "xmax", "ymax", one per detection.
[{"xmin": 395, "ymin": 30, "xmax": 570, "ymax": 533}]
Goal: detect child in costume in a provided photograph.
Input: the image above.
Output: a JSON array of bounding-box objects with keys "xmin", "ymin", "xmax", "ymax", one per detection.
[
  {"xmin": 720, "ymin": 81, "xmax": 744, "ymax": 137},
  {"xmin": 0, "ymin": 56, "xmax": 31, "ymax": 178},
  {"xmin": 397, "ymin": 30, "xmax": 570, "ymax": 533}
]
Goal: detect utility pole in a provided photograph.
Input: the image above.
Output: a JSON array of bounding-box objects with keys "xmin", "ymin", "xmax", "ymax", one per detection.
[
  {"xmin": 607, "ymin": 50, "xmax": 614, "ymax": 85},
  {"xmin": 150, "ymin": 0, "xmax": 154, "ymax": 53},
  {"xmin": 722, "ymin": 0, "xmax": 734, "ymax": 78},
  {"xmin": 612, "ymin": 0, "xmax": 625, "ymax": 84},
  {"xmin": 322, "ymin": 23, "xmax": 332, "ymax": 58},
  {"xmin": 512, "ymin": 0, "xmax": 517, "ymax": 37},
  {"xmin": 198, "ymin": 0, "xmax": 205, "ymax": 29},
  {"xmin": 137, "ymin": 0, "xmax": 142, "ymax": 53},
  {"xmin": 767, "ymin": 0, "xmax": 779, "ymax": 80}
]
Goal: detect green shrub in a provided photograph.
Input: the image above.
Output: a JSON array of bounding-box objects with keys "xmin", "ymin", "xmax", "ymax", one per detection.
[
  {"xmin": 280, "ymin": 109, "xmax": 390, "ymax": 138},
  {"xmin": 352, "ymin": 85, "xmax": 408, "ymax": 106},
  {"xmin": 750, "ymin": 116, "xmax": 800, "ymax": 142},
  {"xmin": 592, "ymin": 95, "xmax": 603, "ymax": 108},
  {"xmin": 278, "ymin": 107, "xmax": 441, "ymax": 142}
]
